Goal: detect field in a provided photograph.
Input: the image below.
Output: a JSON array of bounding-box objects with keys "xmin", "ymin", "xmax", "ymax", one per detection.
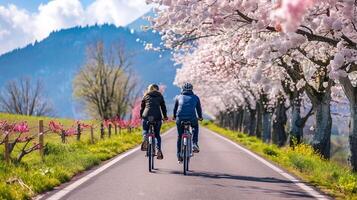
[{"xmin": 0, "ymin": 113, "xmax": 174, "ymax": 200}]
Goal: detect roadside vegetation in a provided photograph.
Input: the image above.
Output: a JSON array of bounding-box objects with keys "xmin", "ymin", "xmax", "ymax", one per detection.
[
  {"xmin": 0, "ymin": 113, "xmax": 174, "ymax": 200},
  {"xmin": 203, "ymin": 120, "xmax": 357, "ymax": 200}
]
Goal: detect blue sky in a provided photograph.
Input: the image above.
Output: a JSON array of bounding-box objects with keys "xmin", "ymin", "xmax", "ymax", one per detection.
[
  {"xmin": 0, "ymin": 0, "xmax": 94, "ymax": 11},
  {"xmin": 0, "ymin": 0, "xmax": 151, "ymax": 54},
  {"xmin": 0, "ymin": 0, "xmax": 49, "ymax": 11}
]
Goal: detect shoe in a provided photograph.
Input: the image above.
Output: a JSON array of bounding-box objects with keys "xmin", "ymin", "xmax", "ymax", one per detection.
[
  {"xmin": 178, "ymin": 157, "xmax": 183, "ymax": 164},
  {"xmin": 141, "ymin": 139, "xmax": 148, "ymax": 151},
  {"xmin": 193, "ymin": 143, "xmax": 200, "ymax": 153},
  {"xmin": 157, "ymin": 150, "xmax": 164, "ymax": 160}
]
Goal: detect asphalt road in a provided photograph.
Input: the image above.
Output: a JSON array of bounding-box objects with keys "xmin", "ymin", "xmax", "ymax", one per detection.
[{"xmin": 45, "ymin": 127, "xmax": 326, "ymax": 200}]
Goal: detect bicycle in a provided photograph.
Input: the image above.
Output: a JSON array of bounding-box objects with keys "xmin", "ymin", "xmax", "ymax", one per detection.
[
  {"xmin": 180, "ymin": 121, "xmax": 193, "ymax": 175},
  {"xmin": 146, "ymin": 118, "xmax": 156, "ymax": 172}
]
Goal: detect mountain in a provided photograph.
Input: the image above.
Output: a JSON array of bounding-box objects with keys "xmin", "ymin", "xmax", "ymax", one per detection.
[
  {"xmin": 0, "ymin": 19, "xmax": 179, "ymax": 118},
  {"xmin": 127, "ymin": 10, "xmax": 154, "ymax": 31}
]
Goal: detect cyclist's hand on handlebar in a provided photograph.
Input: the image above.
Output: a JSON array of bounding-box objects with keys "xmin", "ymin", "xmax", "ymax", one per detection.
[
  {"xmin": 163, "ymin": 117, "xmax": 168, "ymax": 121},
  {"xmin": 172, "ymin": 117, "xmax": 176, "ymax": 121},
  {"xmin": 198, "ymin": 118, "xmax": 203, "ymax": 121}
]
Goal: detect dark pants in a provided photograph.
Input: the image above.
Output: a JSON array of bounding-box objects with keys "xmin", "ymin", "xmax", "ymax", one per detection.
[
  {"xmin": 176, "ymin": 118, "xmax": 199, "ymax": 157},
  {"xmin": 142, "ymin": 119, "xmax": 162, "ymax": 150}
]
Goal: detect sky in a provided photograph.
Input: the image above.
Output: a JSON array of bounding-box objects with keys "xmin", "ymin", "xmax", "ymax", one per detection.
[{"xmin": 0, "ymin": 0, "xmax": 152, "ymax": 55}]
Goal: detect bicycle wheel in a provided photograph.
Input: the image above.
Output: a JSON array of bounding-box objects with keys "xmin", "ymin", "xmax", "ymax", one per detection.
[
  {"xmin": 187, "ymin": 156, "xmax": 190, "ymax": 172},
  {"xmin": 151, "ymin": 143, "xmax": 155, "ymax": 170},
  {"xmin": 148, "ymin": 138, "xmax": 152, "ymax": 172},
  {"xmin": 183, "ymin": 144, "xmax": 188, "ymax": 175},
  {"xmin": 187, "ymin": 138, "xmax": 191, "ymax": 172}
]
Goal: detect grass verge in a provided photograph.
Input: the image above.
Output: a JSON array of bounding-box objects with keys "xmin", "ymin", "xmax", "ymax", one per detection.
[
  {"xmin": 203, "ymin": 121, "xmax": 357, "ymax": 200},
  {"xmin": 0, "ymin": 113, "xmax": 174, "ymax": 200}
]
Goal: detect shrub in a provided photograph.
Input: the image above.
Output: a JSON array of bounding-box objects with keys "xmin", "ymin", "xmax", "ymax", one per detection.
[{"xmin": 263, "ymin": 147, "xmax": 279, "ymax": 157}]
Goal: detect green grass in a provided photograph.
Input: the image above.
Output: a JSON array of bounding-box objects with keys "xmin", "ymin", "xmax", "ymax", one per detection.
[
  {"xmin": 0, "ymin": 113, "xmax": 174, "ymax": 200},
  {"xmin": 203, "ymin": 121, "xmax": 357, "ymax": 200}
]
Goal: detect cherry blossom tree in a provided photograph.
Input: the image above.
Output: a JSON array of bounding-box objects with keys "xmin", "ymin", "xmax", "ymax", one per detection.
[
  {"xmin": 272, "ymin": 0, "xmax": 357, "ymax": 168},
  {"xmin": 146, "ymin": 0, "xmax": 357, "ymax": 169}
]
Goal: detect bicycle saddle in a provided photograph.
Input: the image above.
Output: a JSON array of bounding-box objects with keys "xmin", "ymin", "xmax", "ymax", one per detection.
[
  {"xmin": 181, "ymin": 121, "xmax": 191, "ymax": 126},
  {"xmin": 147, "ymin": 116, "xmax": 157, "ymax": 125}
]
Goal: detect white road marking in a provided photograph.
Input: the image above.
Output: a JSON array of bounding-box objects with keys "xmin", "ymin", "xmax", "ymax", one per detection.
[
  {"xmin": 42, "ymin": 128, "xmax": 175, "ymax": 200},
  {"xmin": 205, "ymin": 127, "xmax": 329, "ymax": 200}
]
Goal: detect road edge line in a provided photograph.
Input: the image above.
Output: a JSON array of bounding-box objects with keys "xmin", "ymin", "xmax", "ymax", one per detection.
[
  {"xmin": 43, "ymin": 127, "xmax": 175, "ymax": 200},
  {"xmin": 204, "ymin": 127, "xmax": 329, "ymax": 200}
]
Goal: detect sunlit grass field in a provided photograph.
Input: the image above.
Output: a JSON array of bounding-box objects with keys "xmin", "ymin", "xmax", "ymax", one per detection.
[
  {"xmin": 0, "ymin": 113, "xmax": 174, "ymax": 200},
  {"xmin": 203, "ymin": 121, "xmax": 357, "ymax": 200}
]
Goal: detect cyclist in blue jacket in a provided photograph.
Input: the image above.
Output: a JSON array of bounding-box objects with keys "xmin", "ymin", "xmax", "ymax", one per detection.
[{"xmin": 173, "ymin": 83, "xmax": 203, "ymax": 162}]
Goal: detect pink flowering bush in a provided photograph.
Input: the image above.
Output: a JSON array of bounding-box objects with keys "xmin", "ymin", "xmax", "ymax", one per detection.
[{"xmin": 0, "ymin": 121, "xmax": 40, "ymax": 162}]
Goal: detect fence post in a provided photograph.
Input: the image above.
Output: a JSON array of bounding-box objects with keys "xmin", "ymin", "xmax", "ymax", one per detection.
[
  {"xmin": 114, "ymin": 124, "xmax": 118, "ymax": 135},
  {"xmin": 100, "ymin": 123, "xmax": 104, "ymax": 139},
  {"xmin": 77, "ymin": 123, "xmax": 81, "ymax": 141},
  {"xmin": 108, "ymin": 124, "xmax": 112, "ymax": 138},
  {"xmin": 39, "ymin": 120, "xmax": 45, "ymax": 162},
  {"xmin": 90, "ymin": 126, "xmax": 94, "ymax": 144},
  {"xmin": 61, "ymin": 130, "xmax": 66, "ymax": 143},
  {"xmin": 4, "ymin": 131, "xmax": 10, "ymax": 163}
]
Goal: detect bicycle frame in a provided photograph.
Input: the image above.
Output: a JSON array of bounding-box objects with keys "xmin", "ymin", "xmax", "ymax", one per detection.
[{"xmin": 182, "ymin": 125, "xmax": 193, "ymax": 157}]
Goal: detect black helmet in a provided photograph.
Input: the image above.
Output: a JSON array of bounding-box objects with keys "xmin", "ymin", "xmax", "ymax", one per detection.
[{"xmin": 182, "ymin": 82, "xmax": 193, "ymax": 91}]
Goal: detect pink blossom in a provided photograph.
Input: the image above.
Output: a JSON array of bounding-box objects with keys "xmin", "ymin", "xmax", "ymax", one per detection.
[
  {"xmin": 13, "ymin": 122, "xmax": 30, "ymax": 133},
  {"xmin": 272, "ymin": 0, "xmax": 316, "ymax": 32},
  {"xmin": 103, "ymin": 120, "xmax": 113, "ymax": 128},
  {"xmin": 65, "ymin": 127, "xmax": 77, "ymax": 136},
  {"xmin": 49, "ymin": 121, "xmax": 64, "ymax": 133},
  {"xmin": 76, "ymin": 121, "xmax": 92, "ymax": 130}
]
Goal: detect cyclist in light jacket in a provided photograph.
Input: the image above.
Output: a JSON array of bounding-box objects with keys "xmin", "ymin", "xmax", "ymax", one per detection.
[{"xmin": 173, "ymin": 83, "xmax": 203, "ymax": 162}]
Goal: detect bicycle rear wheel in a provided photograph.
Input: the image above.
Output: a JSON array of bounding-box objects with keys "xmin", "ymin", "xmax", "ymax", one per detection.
[
  {"xmin": 187, "ymin": 157, "xmax": 190, "ymax": 172},
  {"xmin": 151, "ymin": 144, "xmax": 155, "ymax": 170},
  {"xmin": 148, "ymin": 142, "xmax": 152, "ymax": 172},
  {"xmin": 183, "ymin": 144, "xmax": 188, "ymax": 175}
]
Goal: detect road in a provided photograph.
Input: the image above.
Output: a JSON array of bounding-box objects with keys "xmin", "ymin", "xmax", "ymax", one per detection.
[{"xmin": 44, "ymin": 127, "xmax": 328, "ymax": 200}]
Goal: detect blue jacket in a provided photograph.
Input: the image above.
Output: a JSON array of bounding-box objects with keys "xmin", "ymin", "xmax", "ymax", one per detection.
[{"xmin": 173, "ymin": 91, "xmax": 202, "ymax": 120}]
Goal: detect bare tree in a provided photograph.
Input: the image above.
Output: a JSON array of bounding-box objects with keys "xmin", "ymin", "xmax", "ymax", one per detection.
[
  {"xmin": 0, "ymin": 78, "xmax": 54, "ymax": 116},
  {"xmin": 73, "ymin": 41, "xmax": 139, "ymax": 120}
]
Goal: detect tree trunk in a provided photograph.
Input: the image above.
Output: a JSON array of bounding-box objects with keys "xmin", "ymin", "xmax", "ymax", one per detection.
[
  {"xmin": 262, "ymin": 111, "xmax": 272, "ymax": 143},
  {"xmin": 349, "ymin": 103, "xmax": 357, "ymax": 171},
  {"xmin": 222, "ymin": 112, "xmax": 227, "ymax": 128},
  {"xmin": 272, "ymin": 101, "xmax": 287, "ymax": 147},
  {"xmin": 242, "ymin": 108, "xmax": 250, "ymax": 134},
  {"xmin": 255, "ymin": 102, "xmax": 262, "ymax": 139},
  {"xmin": 338, "ymin": 75, "xmax": 357, "ymax": 171},
  {"xmin": 248, "ymin": 108, "xmax": 257, "ymax": 136},
  {"xmin": 290, "ymin": 97, "xmax": 303, "ymax": 146},
  {"xmin": 233, "ymin": 109, "xmax": 242, "ymax": 131},
  {"xmin": 231, "ymin": 111, "xmax": 236, "ymax": 130},
  {"xmin": 229, "ymin": 111, "xmax": 234, "ymax": 130},
  {"xmin": 311, "ymin": 91, "xmax": 332, "ymax": 159},
  {"xmin": 238, "ymin": 111, "xmax": 244, "ymax": 132},
  {"xmin": 218, "ymin": 112, "xmax": 224, "ymax": 127}
]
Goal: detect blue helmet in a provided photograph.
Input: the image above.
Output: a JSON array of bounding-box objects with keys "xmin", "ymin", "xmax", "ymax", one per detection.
[{"xmin": 182, "ymin": 82, "xmax": 193, "ymax": 91}]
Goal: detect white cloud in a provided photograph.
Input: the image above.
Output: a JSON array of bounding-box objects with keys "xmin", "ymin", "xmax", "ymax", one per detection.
[{"xmin": 0, "ymin": 0, "xmax": 151, "ymax": 55}]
